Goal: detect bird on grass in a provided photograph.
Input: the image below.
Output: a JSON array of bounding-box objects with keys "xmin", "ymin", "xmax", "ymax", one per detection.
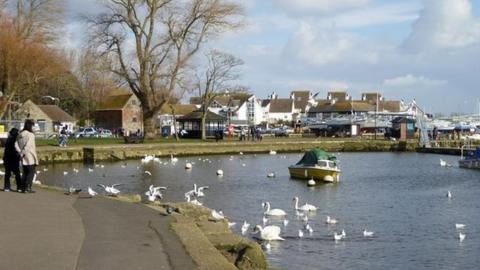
[{"xmin": 87, "ymin": 187, "xmax": 98, "ymax": 198}]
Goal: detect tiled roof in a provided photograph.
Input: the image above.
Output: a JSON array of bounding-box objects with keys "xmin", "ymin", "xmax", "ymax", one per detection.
[
  {"xmin": 261, "ymin": 99, "xmax": 271, "ymax": 107},
  {"xmin": 269, "ymin": 99, "xmax": 293, "ymax": 113},
  {"xmin": 291, "ymin": 91, "xmax": 310, "ymax": 113},
  {"xmin": 327, "ymin": 91, "xmax": 348, "ymax": 101},
  {"xmin": 178, "ymin": 110, "xmax": 226, "ymax": 121},
  {"xmin": 160, "ymin": 104, "xmax": 197, "ymax": 115},
  {"xmin": 309, "ymin": 101, "xmax": 374, "ymax": 113},
  {"xmin": 37, "ymin": 105, "xmax": 76, "ymax": 122},
  {"xmin": 378, "ymin": 101, "xmax": 401, "ymax": 112},
  {"xmin": 96, "ymin": 94, "xmax": 132, "ymax": 110}
]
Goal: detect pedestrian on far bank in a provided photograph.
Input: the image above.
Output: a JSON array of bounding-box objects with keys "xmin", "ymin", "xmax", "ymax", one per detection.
[
  {"xmin": 3, "ymin": 128, "xmax": 21, "ymax": 192},
  {"xmin": 59, "ymin": 126, "xmax": 68, "ymax": 147},
  {"xmin": 15, "ymin": 119, "xmax": 39, "ymax": 193}
]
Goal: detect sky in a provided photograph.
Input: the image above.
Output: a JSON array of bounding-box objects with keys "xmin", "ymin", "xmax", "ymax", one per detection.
[{"xmin": 63, "ymin": 0, "xmax": 480, "ymax": 114}]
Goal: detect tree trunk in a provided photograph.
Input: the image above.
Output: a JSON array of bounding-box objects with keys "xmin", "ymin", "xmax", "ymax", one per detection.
[
  {"xmin": 143, "ymin": 113, "xmax": 156, "ymax": 139},
  {"xmin": 170, "ymin": 105, "xmax": 180, "ymax": 142},
  {"xmin": 201, "ymin": 112, "xmax": 207, "ymax": 141}
]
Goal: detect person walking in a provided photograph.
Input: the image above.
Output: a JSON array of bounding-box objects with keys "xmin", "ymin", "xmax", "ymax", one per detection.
[
  {"xmin": 3, "ymin": 128, "xmax": 21, "ymax": 192},
  {"xmin": 15, "ymin": 119, "xmax": 39, "ymax": 193},
  {"xmin": 59, "ymin": 126, "xmax": 68, "ymax": 147}
]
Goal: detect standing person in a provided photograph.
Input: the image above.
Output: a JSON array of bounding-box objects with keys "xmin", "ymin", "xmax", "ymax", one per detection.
[
  {"xmin": 15, "ymin": 119, "xmax": 39, "ymax": 194},
  {"xmin": 59, "ymin": 126, "xmax": 68, "ymax": 147},
  {"xmin": 3, "ymin": 128, "xmax": 21, "ymax": 192}
]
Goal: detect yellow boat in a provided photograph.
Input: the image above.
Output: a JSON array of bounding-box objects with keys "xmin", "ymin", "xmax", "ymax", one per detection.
[{"xmin": 288, "ymin": 149, "xmax": 341, "ymax": 183}]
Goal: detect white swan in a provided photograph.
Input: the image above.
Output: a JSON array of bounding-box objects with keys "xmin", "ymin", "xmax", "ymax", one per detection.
[
  {"xmin": 326, "ymin": 216, "xmax": 338, "ymax": 225},
  {"xmin": 440, "ymin": 159, "xmax": 452, "ymax": 167},
  {"xmin": 341, "ymin": 229, "xmax": 346, "ymax": 238},
  {"xmin": 363, "ymin": 229, "xmax": 374, "ymax": 237},
  {"xmin": 170, "ymin": 154, "xmax": 178, "ymax": 163},
  {"xmin": 185, "ymin": 163, "xmax": 192, "ymax": 169},
  {"xmin": 142, "ymin": 155, "xmax": 155, "ymax": 163},
  {"xmin": 447, "ymin": 191, "xmax": 452, "ymax": 198},
  {"xmin": 283, "ymin": 219, "xmax": 289, "ymax": 227},
  {"xmin": 267, "ymin": 172, "xmax": 275, "ymax": 178},
  {"xmin": 185, "ymin": 194, "xmax": 202, "ymax": 206},
  {"xmin": 269, "ymin": 150, "xmax": 277, "ymax": 155},
  {"xmin": 216, "ymin": 169, "xmax": 224, "ymax": 176},
  {"xmin": 298, "ymin": 230, "xmax": 304, "ymax": 238},
  {"xmin": 334, "ymin": 232, "xmax": 343, "ymax": 241},
  {"xmin": 253, "ymin": 225, "xmax": 284, "ymax": 241},
  {"xmin": 144, "ymin": 170, "xmax": 152, "ymax": 176},
  {"xmin": 194, "ymin": 184, "xmax": 209, "ymax": 197},
  {"xmin": 293, "ymin": 197, "xmax": 317, "ymax": 211},
  {"xmin": 263, "ymin": 202, "xmax": 287, "ymax": 216}
]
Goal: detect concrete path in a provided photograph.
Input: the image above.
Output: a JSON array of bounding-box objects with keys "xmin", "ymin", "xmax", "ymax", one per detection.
[{"xmin": 0, "ymin": 188, "xmax": 196, "ymax": 270}]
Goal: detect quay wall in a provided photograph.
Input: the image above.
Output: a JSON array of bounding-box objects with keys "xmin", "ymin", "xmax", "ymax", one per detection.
[{"xmin": 23, "ymin": 140, "xmax": 419, "ymax": 164}]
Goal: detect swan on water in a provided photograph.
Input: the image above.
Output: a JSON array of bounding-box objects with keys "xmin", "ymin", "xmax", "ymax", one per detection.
[
  {"xmin": 262, "ymin": 202, "xmax": 287, "ymax": 216},
  {"xmin": 63, "ymin": 171, "xmax": 68, "ymax": 175},
  {"xmin": 283, "ymin": 219, "xmax": 289, "ymax": 227},
  {"xmin": 440, "ymin": 159, "xmax": 452, "ymax": 167},
  {"xmin": 341, "ymin": 229, "xmax": 346, "ymax": 238},
  {"xmin": 447, "ymin": 191, "xmax": 452, "ymax": 198},
  {"xmin": 363, "ymin": 229, "xmax": 374, "ymax": 237},
  {"xmin": 142, "ymin": 155, "xmax": 155, "ymax": 163},
  {"xmin": 269, "ymin": 150, "xmax": 277, "ymax": 155},
  {"xmin": 87, "ymin": 187, "xmax": 97, "ymax": 197},
  {"xmin": 252, "ymin": 225, "xmax": 284, "ymax": 241},
  {"xmin": 170, "ymin": 154, "xmax": 178, "ymax": 163},
  {"xmin": 185, "ymin": 163, "xmax": 192, "ymax": 169},
  {"xmin": 304, "ymin": 223, "xmax": 313, "ymax": 234},
  {"xmin": 293, "ymin": 197, "xmax": 317, "ymax": 211},
  {"xmin": 326, "ymin": 216, "xmax": 338, "ymax": 225},
  {"xmin": 216, "ymin": 169, "xmax": 224, "ymax": 176},
  {"xmin": 88, "ymin": 168, "xmax": 94, "ymax": 172},
  {"xmin": 241, "ymin": 221, "xmax": 250, "ymax": 235},
  {"xmin": 73, "ymin": 168, "xmax": 79, "ymax": 173},
  {"xmin": 455, "ymin": 223, "xmax": 466, "ymax": 229},
  {"xmin": 267, "ymin": 172, "xmax": 275, "ymax": 178},
  {"xmin": 211, "ymin": 209, "xmax": 225, "ymax": 221},
  {"xmin": 298, "ymin": 230, "xmax": 304, "ymax": 238},
  {"xmin": 97, "ymin": 184, "xmax": 122, "ymax": 196}
]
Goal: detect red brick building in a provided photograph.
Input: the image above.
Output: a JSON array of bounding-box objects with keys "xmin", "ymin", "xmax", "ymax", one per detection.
[{"xmin": 95, "ymin": 94, "xmax": 143, "ymax": 134}]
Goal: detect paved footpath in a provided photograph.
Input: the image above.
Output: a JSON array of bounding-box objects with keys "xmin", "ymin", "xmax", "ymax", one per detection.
[{"xmin": 0, "ymin": 188, "xmax": 196, "ymax": 270}]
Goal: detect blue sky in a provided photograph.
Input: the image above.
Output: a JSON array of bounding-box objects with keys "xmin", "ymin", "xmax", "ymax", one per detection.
[{"xmin": 64, "ymin": 0, "xmax": 480, "ymax": 114}]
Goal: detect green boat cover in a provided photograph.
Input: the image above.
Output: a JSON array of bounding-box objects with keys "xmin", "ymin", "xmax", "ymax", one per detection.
[{"xmin": 296, "ymin": 149, "xmax": 337, "ymax": 166}]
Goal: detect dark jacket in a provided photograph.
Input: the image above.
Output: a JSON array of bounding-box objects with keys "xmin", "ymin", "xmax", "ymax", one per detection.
[{"xmin": 3, "ymin": 136, "xmax": 21, "ymax": 167}]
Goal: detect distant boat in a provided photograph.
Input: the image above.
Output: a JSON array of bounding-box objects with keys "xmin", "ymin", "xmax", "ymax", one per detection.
[
  {"xmin": 459, "ymin": 146, "xmax": 480, "ymax": 170},
  {"xmin": 288, "ymin": 149, "xmax": 341, "ymax": 183}
]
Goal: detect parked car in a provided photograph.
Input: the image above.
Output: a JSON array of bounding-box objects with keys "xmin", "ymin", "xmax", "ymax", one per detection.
[
  {"xmin": 74, "ymin": 127, "xmax": 98, "ymax": 138},
  {"xmin": 97, "ymin": 129, "xmax": 113, "ymax": 138},
  {"xmin": 273, "ymin": 126, "xmax": 294, "ymax": 137}
]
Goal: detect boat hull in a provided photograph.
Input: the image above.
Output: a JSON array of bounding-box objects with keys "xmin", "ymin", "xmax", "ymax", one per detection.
[
  {"xmin": 288, "ymin": 166, "xmax": 341, "ymax": 182},
  {"xmin": 459, "ymin": 159, "xmax": 480, "ymax": 169}
]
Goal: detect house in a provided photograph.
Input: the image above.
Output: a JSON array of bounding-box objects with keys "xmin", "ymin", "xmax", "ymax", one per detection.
[
  {"xmin": 189, "ymin": 93, "xmax": 264, "ymax": 126},
  {"xmin": 95, "ymin": 93, "xmax": 143, "ymax": 134},
  {"xmin": 327, "ymin": 91, "xmax": 351, "ymax": 102},
  {"xmin": 268, "ymin": 98, "xmax": 295, "ymax": 123},
  {"xmin": 177, "ymin": 110, "xmax": 226, "ymax": 138},
  {"xmin": 15, "ymin": 100, "xmax": 76, "ymax": 134},
  {"xmin": 157, "ymin": 104, "xmax": 198, "ymax": 136}
]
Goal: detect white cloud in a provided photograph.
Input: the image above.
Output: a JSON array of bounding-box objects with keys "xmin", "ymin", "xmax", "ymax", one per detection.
[
  {"xmin": 273, "ymin": 0, "xmax": 372, "ymax": 15},
  {"xmin": 282, "ymin": 22, "xmax": 379, "ymax": 66},
  {"xmin": 317, "ymin": 2, "xmax": 420, "ymax": 29},
  {"xmin": 383, "ymin": 74, "xmax": 447, "ymax": 87},
  {"xmin": 404, "ymin": 0, "xmax": 480, "ymax": 51}
]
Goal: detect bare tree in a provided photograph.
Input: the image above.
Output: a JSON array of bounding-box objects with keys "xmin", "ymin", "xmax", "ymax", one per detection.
[
  {"xmin": 88, "ymin": 0, "xmax": 242, "ymax": 138},
  {"xmin": 194, "ymin": 50, "xmax": 243, "ymax": 140},
  {"xmin": 12, "ymin": 0, "xmax": 65, "ymax": 42}
]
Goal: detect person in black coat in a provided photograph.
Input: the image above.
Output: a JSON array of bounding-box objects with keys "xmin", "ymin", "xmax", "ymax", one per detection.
[{"xmin": 3, "ymin": 128, "xmax": 22, "ymax": 192}]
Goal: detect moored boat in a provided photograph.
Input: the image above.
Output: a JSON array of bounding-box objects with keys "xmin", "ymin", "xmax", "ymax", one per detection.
[
  {"xmin": 459, "ymin": 146, "xmax": 480, "ymax": 169},
  {"xmin": 288, "ymin": 149, "xmax": 341, "ymax": 183}
]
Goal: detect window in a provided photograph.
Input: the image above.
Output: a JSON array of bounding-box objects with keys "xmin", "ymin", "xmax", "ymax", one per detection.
[{"xmin": 131, "ymin": 100, "xmax": 137, "ymax": 105}]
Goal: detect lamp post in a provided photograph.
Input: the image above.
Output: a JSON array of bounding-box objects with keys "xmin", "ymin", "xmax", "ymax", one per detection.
[{"xmin": 374, "ymin": 92, "xmax": 378, "ymax": 140}]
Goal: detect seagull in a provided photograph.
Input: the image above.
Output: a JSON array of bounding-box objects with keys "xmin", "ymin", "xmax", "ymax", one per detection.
[
  {"xmin": 43, "ymin": 168, "xmax": 48, "ymax": 172},
  {"xmin": 305, "ymin": 223, "xmax": 313, "ymax": 234},
  {"xmin": 298, "ymin": 229, "xmax": 304, "ymax": 238},
  {"xmin": 241, "ymin": 221, "xmax": 250, "ymax": 235},
  {"xmin": 144, "ymin": 170, "xmax": 152, "ymax": 176},
  {"xmin": 440, "ymin": 159, "xmax": 452, "ymax": 167},
  {"xmin": 363, "ymin": 229, "xmax": 374, "ymax": 237},
  {"xmin": 341, "ymin": 229, "xmax": 346, "ymax": 238},
  {"xmin": 283, "ymin": 219, "xmax": 289, "ymax": 227},
  {"xmin": 66, "ymin": 186, "xmax": 82, "ymax": 195},
  {"xmin": 121, "ymin": 164, "xmax": 127, "ymax": 168},
  {"xmin": 63, "ymin": 171, "xmax": 68, "ymax": 176},
  {"xmin": 262, "ymin": 216, "xmax": 268, "ymax": 226},
  {"xmin": 447, "ymin": 191, "xmax": 452, "ymax": 198},
  {"xmin": 141, "ymin": 155, "xmax": 155, "ymax": 163},
  {"xmin": 145, "ymin": 185, "xmax": 167, "ymax": 202},
  {"xmin": 97, "ymin": 184, "xmax": 122, "ymax": 196},
  {"xmin": 455, "ymin": 223, "xmax": 466, "ymax": 229},
  {"xmin": 87, "ymin": 187, "xmax": 97, "ymax": 197},
  {"xmin": 459, "ymin": 232, "xmax": 466, "ymax": 242},
  {"xmin": 195, "ymin": 184, "xmax": 209, "ymax": 197},
  {"xmin": 334, "ymin": 232, "xmax": 343, "ymax": 241},
  {"xmin": 88, "ymin": 168, "xmax": 94, "ymax": 173},
  {"xmin": 267, "ymin": 172, "xmax": 275, "ymax": 178},
  {"xmin": 185, "ymin": 193, "xmax": 202, "ymax": 205},
  {"xmin": 263, "ymin": 242, "xmax": 271, "ymax": 251},
  {"xmin": 73, "ymin": 168, "xmax": 79, "ymax": 173},
  {"xmin": 326, "ymin": 216, "xmax": 338, "ymax": 225},
  {"xmin": 228, "ymin": 222, "xmax": 236, "ymax": 228},
  {"xmin": 211, "ymin": 209, "xmax": 225, "ymax": 221}
]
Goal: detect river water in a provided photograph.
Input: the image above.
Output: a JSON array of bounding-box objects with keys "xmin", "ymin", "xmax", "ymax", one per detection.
[{"xmin": 40, "ymin": 152, "xmax": 480, "ymax": 270}]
